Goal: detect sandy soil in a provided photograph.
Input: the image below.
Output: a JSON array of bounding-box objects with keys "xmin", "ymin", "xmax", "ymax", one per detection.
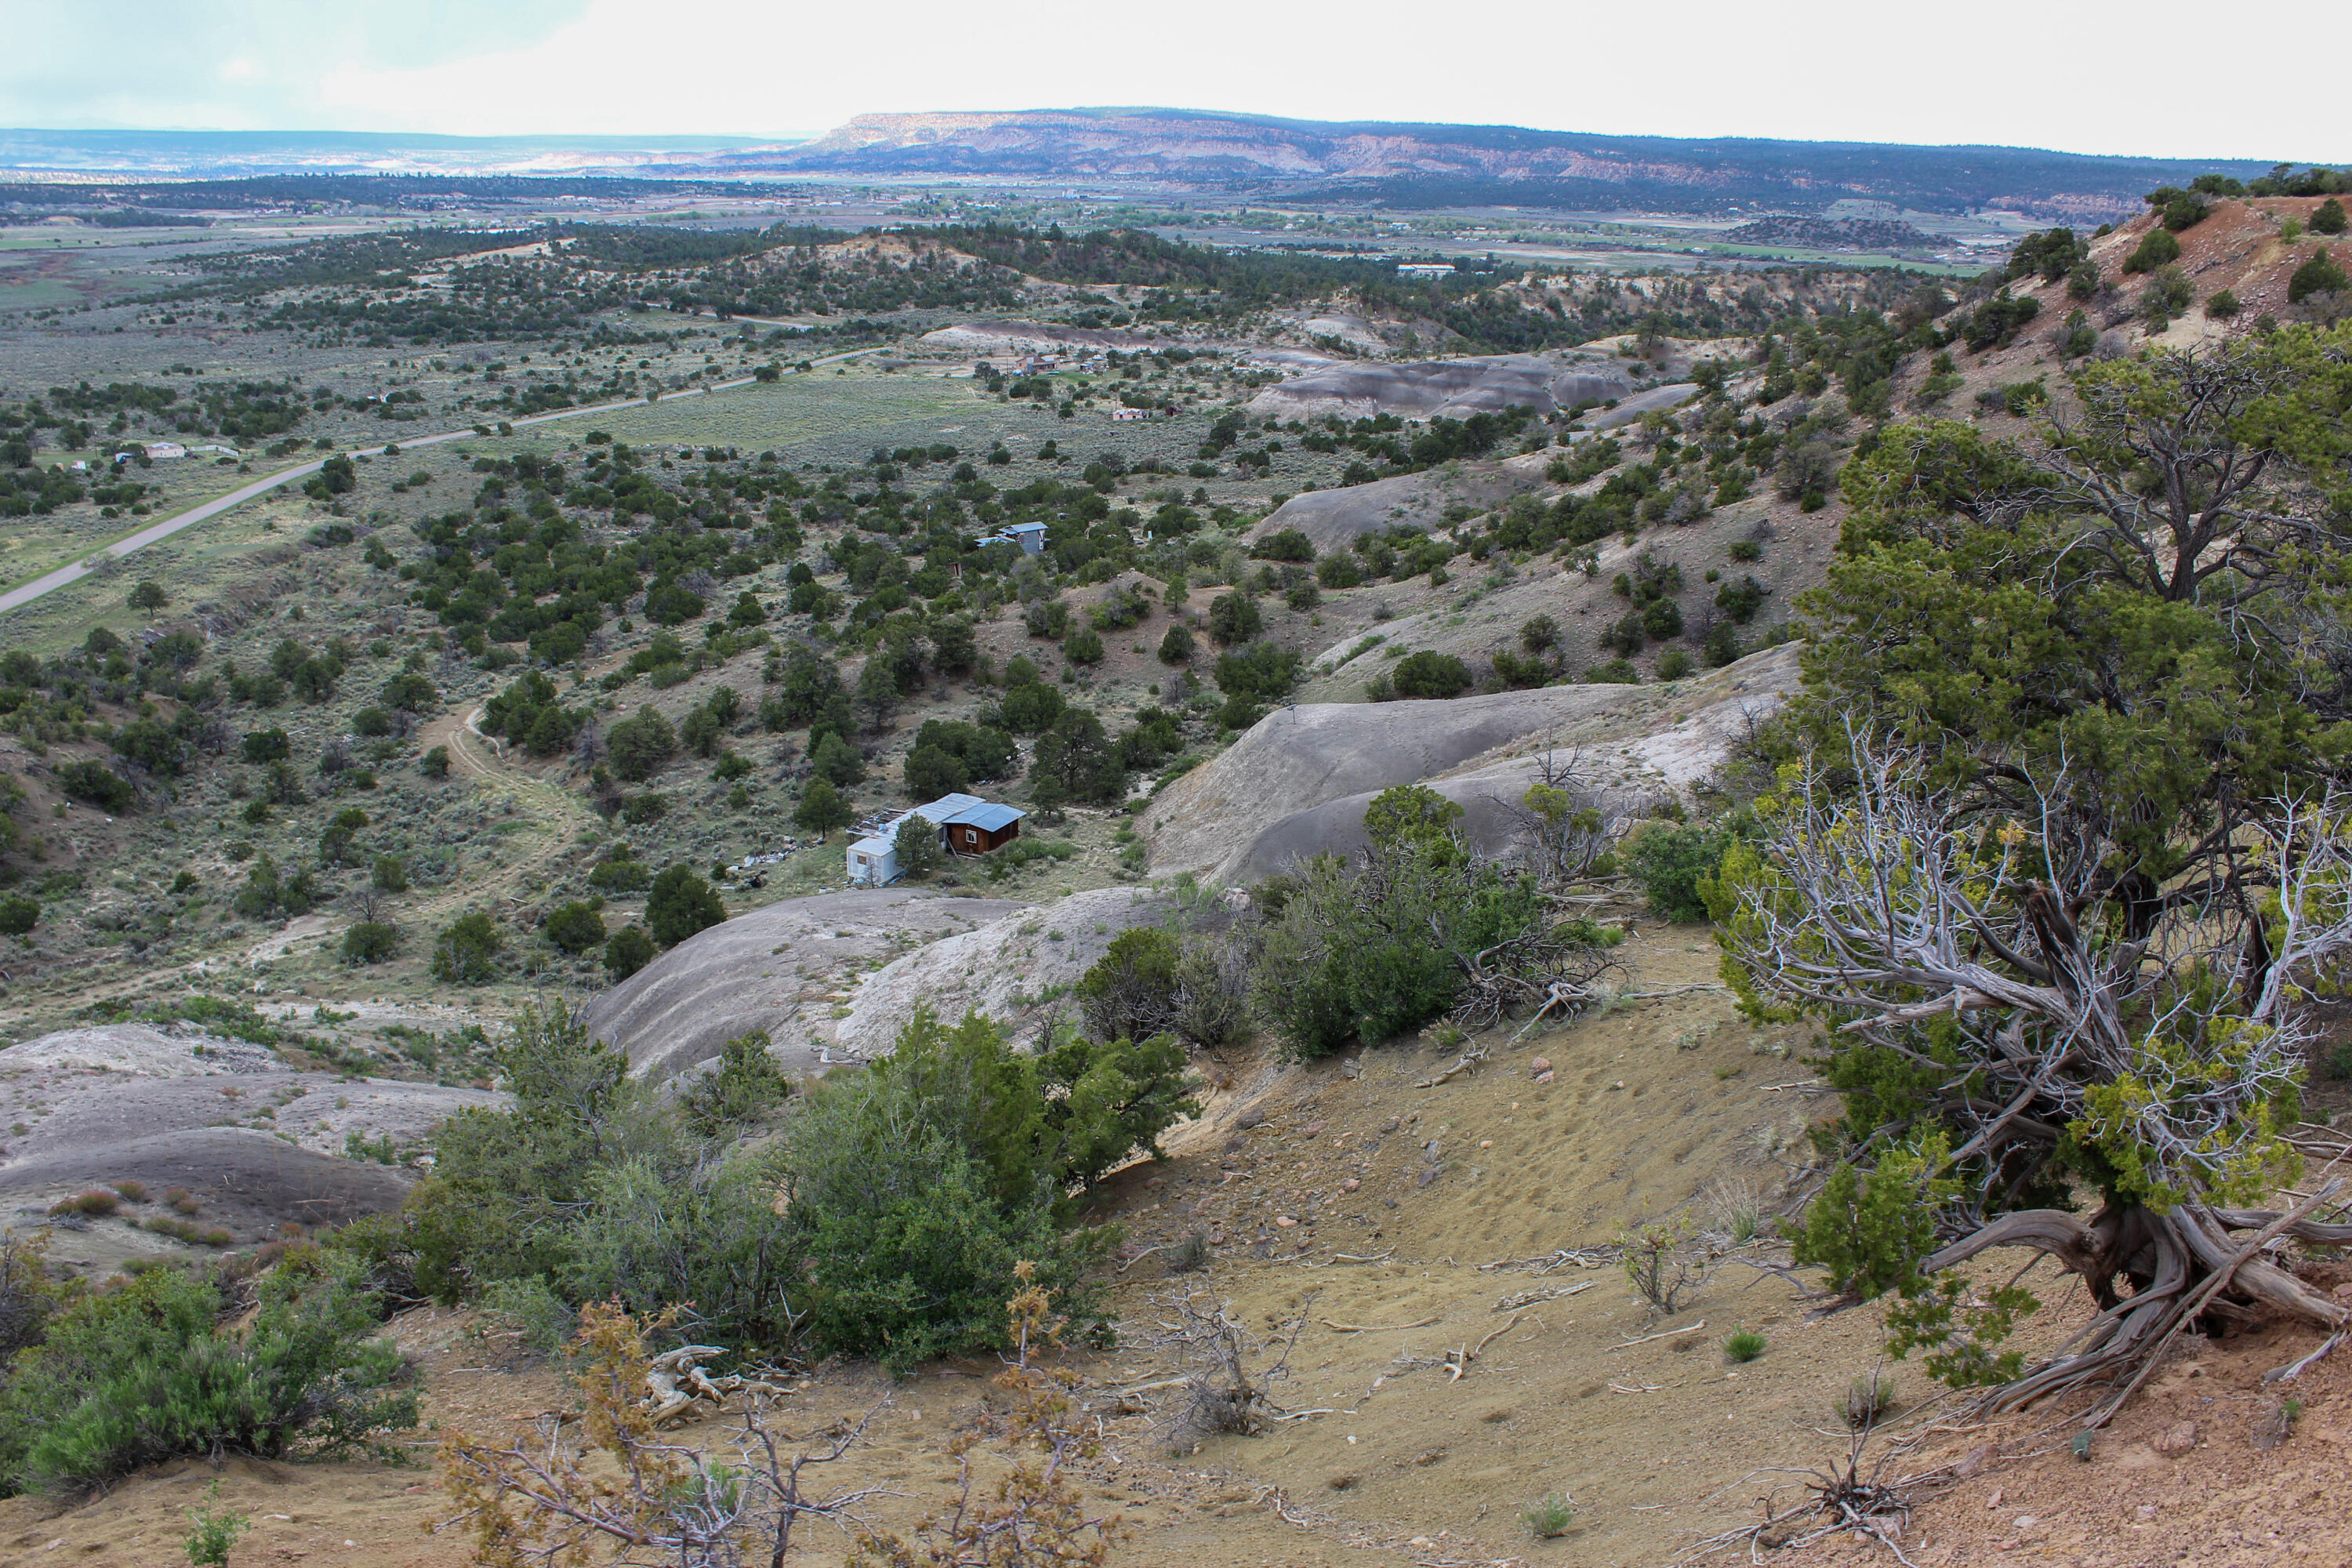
[{"xmin": 3, "ymin": 922, "xmax": 2347, "ymax": 1567}]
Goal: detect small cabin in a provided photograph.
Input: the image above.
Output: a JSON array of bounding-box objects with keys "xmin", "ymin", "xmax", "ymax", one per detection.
[
  {"xmin": 846, "ymin": 793, "xmax": 1027, "ymax": 886},
  {"xmin": 1109, "ymin": 406, "xmax": 1152, "ymax": 422},
  {"xmin": 1000, "ymin": 521, "xmax": 1048, "ymax": 554}
]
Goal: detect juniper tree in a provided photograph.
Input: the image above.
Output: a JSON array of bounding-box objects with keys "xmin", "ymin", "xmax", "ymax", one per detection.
[{"xmin": 1723, "ymin": 325, "xmax": 2352, "ymax": 1421}]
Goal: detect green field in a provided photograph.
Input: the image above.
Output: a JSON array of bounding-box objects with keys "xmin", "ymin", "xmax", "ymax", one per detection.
[{"xmin": 578, "ymin": 370, "xmax": 986, "ymax": 455}]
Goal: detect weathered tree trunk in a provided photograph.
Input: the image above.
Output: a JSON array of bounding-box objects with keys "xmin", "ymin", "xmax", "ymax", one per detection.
[{"xmin": 1923, "ymin": 1193, "xmax": 2350, "ymax": 1421}]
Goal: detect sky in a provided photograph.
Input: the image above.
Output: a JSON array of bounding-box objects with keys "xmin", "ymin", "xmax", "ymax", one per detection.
[{"xmin": 0, "ymin": 0, "xmax": 2340, "ymax": 162}]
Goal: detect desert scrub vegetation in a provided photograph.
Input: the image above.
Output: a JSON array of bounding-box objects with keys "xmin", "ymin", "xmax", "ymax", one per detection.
[
  {"xmin": 329, "ymin": 998, "xmax": 1195, "ymax": 1375},
  {"xmin": 442, "ymin": 1269, "xmax": 1123, "ymax": 1568},
  {"xmin": 0, "ymin": 1240, "xmax": 416, "ymax": 1496},
  {"xmin": 1249, "ymin": 784, "xmax": 1625, "ymax": 1056}
]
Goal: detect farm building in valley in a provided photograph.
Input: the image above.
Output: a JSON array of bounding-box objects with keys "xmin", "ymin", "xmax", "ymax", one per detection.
[{"xmin": 846, "ymin": 793, "xmax": 1026, "ymax": 886}]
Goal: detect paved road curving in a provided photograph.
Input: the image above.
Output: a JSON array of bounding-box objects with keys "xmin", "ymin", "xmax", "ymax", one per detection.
[{"xmin": 0, "ymin": 347, "xmax": 880, "ymax": 617}]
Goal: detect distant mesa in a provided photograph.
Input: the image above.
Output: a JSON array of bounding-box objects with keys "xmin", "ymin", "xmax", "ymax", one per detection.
[{"xmin": 753, "ymin": 108, "xmax": 2277, "ymax": 221}]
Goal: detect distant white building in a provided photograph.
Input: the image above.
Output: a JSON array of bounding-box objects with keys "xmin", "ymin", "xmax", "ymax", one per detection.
[
  {"xmin": 1396, "ymin": 263, "xmax": 1456, "ymax": 278},
  {"xmin": 143, "ymin": 441, "xmax": 187, "ymax": 460},
  {"xmin": 985, "ymin": 521, "xmax": 1048, "ymax": 554},
  {"xmin": 1109, "ymin": 406, "xmax": 1152, "ymax": 422}
]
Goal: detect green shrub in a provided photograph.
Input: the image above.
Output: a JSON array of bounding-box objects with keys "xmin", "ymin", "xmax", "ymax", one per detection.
[
  {"xmin": 559, "ymin": 1148, "xmax": 804, "ymax": 1351},
  {"xmin": 892, "ymin": 816, "xmax": 945, "ymax": 880},
  {"xmin": 182, "ymin": 1479, "xmax": 249, "ymax": 1567},
  {"xmin": 543, "ymin": 902, "xmax": 606, "ymax": 955},
  {"xmin": 791, "ymin": 777, "xmax": 853, "ymax": 837},
  {"xmin": 2289, "ymin": 248, "xmax": 2348, "ymax": 304},
  {"xmin": 644, "ymin": 866, "xmax": 724, "ymax": 947},
  {"xmin": 1076, "ymin": 927, "xmax": 1181, "ymax": 1044},
  {"xmin": 0, "ymin": 1252, "xmax": 416, "ymax": 1495},
  {"xmin": 811, "ymin": 730, "xmax": 866, "ymax": 787},
  {"xmin": 1524, "ymin": 1494, "xmax": 1577, "ymax": 1541},
  {"xmin": 1213, "ymin": 641, "xmax": 1302, "ymax": 708},
  {"xmin": 604, "ymin": 706, "xmax": 677, "ymax": 783},
  {"xmin": 1389, "ymin": 651, "xmax": 1473, "ymax": 699},
  {"xmin": 430, "ymin": 911, "xmax": 504, "ymax": 984},
  {"xmin": 1205, "ymin": 591, "xmax": 1261, "ymax": 646},
  {"xmin": 1061, "ymin": 623, "xmax": 1105, "ymax": 665},
  {"xmin": 49, "ymin": 1189, "xmax": 118, "ymax": 1218},
  {"xmin": 2205, "ymin": 289, "xmax": 2242, "ymax": 321},
  {"xmin": 1035, "ymin": 1025, "xmax": 1199, "ymax": 1191},
  {"xmin": 473, "ymin": 1279, "xmax": 576, "ymax": 1356},
  {"xmin": 1723, "ymin": 1330, "xmax": 1768, "ymax": 1363},
  {"xmin": 904, "ymin": 743, "xmax": 970, "ymax": 800},
  {"xmin": 2122, "ymin": 227, "xmax": 2181, "ymax": 274},
  {"xmin": 1252, "ymin": 786, "xmax": 1548, "ymax": 1055},
  {"xmin": 1625, "ymin": 821, "xmax": 1736, "ymax": 923},
  {"xmin": 678, "ymin": 1030, "xmax": 794, "ymax": 1138},
  {"xmin": 2312, "ymin": 198, "xmax": 2347, "ymax": 236},
  {"xmin": 1842, "ymin": 1372, "xmax": 1896, "ymax": 1429},
  {"xmin": 419, "ymin": 745, "xmax": 450, "ymax": 779},
  {"xmin": 604, "ymin": 924, "xmax": 655, "ymax": 981},
  {"xmin": 54, "ymin": 760, "xmax": 134, "ymax": 813},
  {"xmin": 0, "ymin": 896, "xmax": 37, "ymax": 936},
  {"xmin": 1654, "ymin": 648, "xmax": 1693, "ymax": 681},
  {"xmin": 586, "ymin": 855, "xmax": 648, "ymax": 893},
  {"xmin": 1250, "ymin": 528, "xmax": 1314, "ymax": 562},
  {"xmin": 1157, "ymin": 622, "xmax": 1196, "ymax": 664},
  {"xmin": 340, "ymin": 921, "xmax": 399, "ymax": 966},
  {"xmin": 780, "ymin": 1011, "xmax": 1113, "ymax": 1373}
]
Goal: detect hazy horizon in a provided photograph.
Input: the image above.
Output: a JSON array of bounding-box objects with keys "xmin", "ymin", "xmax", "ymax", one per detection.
[{"xmin": 1, "ymin": 0, "xmax": 2339, "ymax": 165}]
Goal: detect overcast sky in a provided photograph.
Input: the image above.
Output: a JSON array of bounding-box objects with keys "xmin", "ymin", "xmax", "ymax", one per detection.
[{"xmin": 0, "ymin": 0, "xmax": 2339, "ymax": 162}]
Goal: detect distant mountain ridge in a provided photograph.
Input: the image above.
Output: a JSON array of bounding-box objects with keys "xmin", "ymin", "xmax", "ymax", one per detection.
[
  {"xmin": 0, "ymin": 112, "xmax": 2285, "ymax": 220},
  {"xmin": 752, "ymin": 107, "xmax": 2274, "ymax": 219}
]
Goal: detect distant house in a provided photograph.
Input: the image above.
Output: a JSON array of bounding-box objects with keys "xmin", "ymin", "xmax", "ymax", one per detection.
[
  {"xmin": 846, "ymin": 793, "xmax": 1027, "ymax": 886},
  {"xmin": 143, "ymin": 441, "xmax": 187, "ymax": 460},
  {"xmin": 1396, "ymin": 263, "xmax": 1456, "ymax": 278},
  {"xmin": 998, "ymin": 521, "xmax": 1048, "ymax": 554},
  {"xmin": 1109, "ymin": 406, "xmax": 1152, "ymax": 422}
]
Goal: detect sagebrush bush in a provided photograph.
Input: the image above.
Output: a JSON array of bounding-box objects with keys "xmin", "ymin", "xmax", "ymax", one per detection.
[
  {"xmin": 0, "ymin": 1250, "xmax": 415, "ymax": 1495},
  {"xmin": 1842, "ymin": 1371, "xmax": 1896, "ymax": 1428}
]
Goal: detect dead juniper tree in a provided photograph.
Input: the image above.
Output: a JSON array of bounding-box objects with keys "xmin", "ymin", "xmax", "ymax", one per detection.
[
  {"xmin": 1503, "ymin": 746, "xmax": 1632, "ymax": 891},
  {"xmin": 850, "ymin": 1264, "xmax": 1127, "ymax": 1566},
  {"xmin": 1715, "ymin": 746, "xmax": 2352, "ymax": 1421},
  {"xmin": 1145, "ymin": 1288, "xmax": 1308, "ymax": 1449},
  {"xmin": 438, "ymin": 1301, "xmax": 891, "ymax": 1567}
]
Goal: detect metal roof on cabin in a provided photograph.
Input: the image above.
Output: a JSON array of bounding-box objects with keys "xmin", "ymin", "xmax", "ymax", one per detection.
[
  {"xmin": 943, "ymin": 802, "xmax": 1024, "ymax": 832},
  {"xmin": 910, "ymin": 793, "xmax": 986, "ymax": 824}
]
